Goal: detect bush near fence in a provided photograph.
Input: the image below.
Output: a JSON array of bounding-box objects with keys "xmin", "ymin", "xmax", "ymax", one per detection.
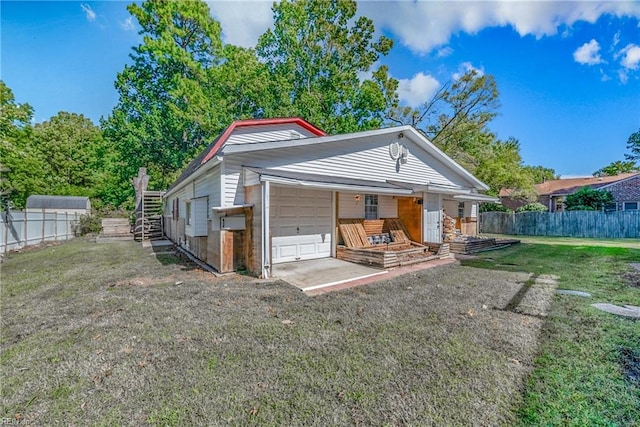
[
  {"xmin": 1, "ymin": 210, "xmax": 80, "ymax": 254},
  {"xmin": 480, "ymin": 211, "xmax": 640, "ymax": 239}
]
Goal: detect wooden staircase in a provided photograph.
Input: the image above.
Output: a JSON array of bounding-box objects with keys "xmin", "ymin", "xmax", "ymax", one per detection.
[
  {"xmin": 134, "ymin": 191, "xmax": 165, "ymax": 241},
  {"xmin": 97, "ymin": 218, "xmax": 133, "ymax": 242}
]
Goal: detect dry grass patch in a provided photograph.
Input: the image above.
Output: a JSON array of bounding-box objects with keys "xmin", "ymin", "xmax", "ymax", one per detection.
[{"xmin": 1, "ymin": 239, "xmax": 549, "ymax": 426}]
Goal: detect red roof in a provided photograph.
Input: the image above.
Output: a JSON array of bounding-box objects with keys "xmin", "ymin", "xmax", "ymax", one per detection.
[{"xmin": 200, "ymin": 117, "xmax": 326, "ymax": 165}]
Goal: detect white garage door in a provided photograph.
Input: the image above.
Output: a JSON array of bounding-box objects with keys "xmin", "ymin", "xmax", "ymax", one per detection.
[{"xmin": 270, "ymin": 186, "xmax": 332, "ymax": 264}]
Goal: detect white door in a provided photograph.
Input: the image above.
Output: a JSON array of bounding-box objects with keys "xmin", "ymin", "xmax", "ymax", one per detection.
[
  {"xmin": 270, "ymin": 186, "xmax": 332, "ymax": 263},
  {"xmin": 424, "ymin": 193, "xmax": 442, "ymax": 243}
]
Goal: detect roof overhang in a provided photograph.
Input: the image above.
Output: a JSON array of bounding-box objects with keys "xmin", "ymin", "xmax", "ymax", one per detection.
[
  {"xmin": 452, "ymin": 194, "xmax": 500, "ymax": 202},
  {"xmin": 247, "ymin": 167, "xmax": 414, "ymax": 195}
]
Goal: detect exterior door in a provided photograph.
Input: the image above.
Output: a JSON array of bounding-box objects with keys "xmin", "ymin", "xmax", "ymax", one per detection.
[
  {"xmin": 397, "ymin": 197, "xmax": 423, "ymax": 242},
  {"xmin": 424, "ymin": 193, "xmax": 442, "ymax": 243},
  {"xmin": 270, "ymin": 186, "xmax": 332, "ymax": 263}
]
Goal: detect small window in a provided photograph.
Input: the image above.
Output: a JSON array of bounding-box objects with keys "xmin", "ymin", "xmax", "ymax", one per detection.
[
  {"xmin": 364, "ymin": 194, "xmax": 378, "ymax": 220},
  {"xmin": 458, "ymin": 202, "xmax": 465, "ymax": 218},
  {"xmin": 185, "ymin": 201, "xmax": 192, "ymax": 225},
  {"xmin": 623, "ymin": 201, "xmax": 639, "ymax": 211},
  {"xmin": 206, "ymin": 197, "xmax": 210, "ymax": 219}
]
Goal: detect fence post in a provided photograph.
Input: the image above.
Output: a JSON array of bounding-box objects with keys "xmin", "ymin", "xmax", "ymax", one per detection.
[
  {"xmin": 41, "ymin": 208, "xmax": 46, "ymax": 245},
  {"xmin": 2, "ymin": 212, "xmax": 7, "ymax": 254},
  {"xmin": 24, "ymin": 211, "xmax": 28, "ymax": 247}
]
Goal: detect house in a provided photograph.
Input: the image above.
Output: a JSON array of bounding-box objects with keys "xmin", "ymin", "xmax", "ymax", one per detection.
[
  {"xmin": 500, "ymin": 172, "xmax": 640, "ymax": 212},
  {"xmin": 162, "ymin": 118, "xmax": 496, "ymax": 278},
  {"xmin": 25, "ymin": 195, "xmax": 91, "ymax": 215}
]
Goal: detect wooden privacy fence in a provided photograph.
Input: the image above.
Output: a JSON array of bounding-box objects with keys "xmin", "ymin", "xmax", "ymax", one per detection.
[
  {"xmin": 1, "ymin": 210, "xmax": 80, "ymax": 254},
  {"xmin": 480, "ymin": 211, "xmax": 640, "ymax": 239}
]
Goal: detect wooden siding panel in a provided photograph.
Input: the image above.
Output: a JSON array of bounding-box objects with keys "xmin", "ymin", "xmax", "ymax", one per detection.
[{"xmin": 245, "ymin": 185, "xmax": 262, "ymax": 276}]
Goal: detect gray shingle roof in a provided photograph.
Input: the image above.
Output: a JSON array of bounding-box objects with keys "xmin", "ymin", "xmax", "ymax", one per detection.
[{"xmin": 26, "ymin": 195, "xmax": 90, "ymax": 210}]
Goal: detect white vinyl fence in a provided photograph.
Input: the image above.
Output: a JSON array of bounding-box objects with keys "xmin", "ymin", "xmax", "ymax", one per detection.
[{"xmin": 1, "ymin": 210, "xmax": 81, "ymax": 254}]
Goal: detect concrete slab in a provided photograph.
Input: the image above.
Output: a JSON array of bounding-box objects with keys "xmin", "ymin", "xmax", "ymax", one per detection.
[
  {"xmin": 271, "ymin": 258, "xmax": 387, "ymax": 292},
  {"xmin": 591, "ymin": 303, "xmax": 640, "ymax": 319},
  {"xmin": 142, "ymin": 239, "xmax": 173, "ymax": 249},
  {"xmin": 557, "ymin": 289, "xmax": 591, "ymax": 297}
]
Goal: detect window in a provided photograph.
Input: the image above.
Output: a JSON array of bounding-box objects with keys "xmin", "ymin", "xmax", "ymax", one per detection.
[
  {"xmin": 185, "ymin": 201, "xmax": 192, "ymax": 225},
  {"xmin": 364, "ymin": 194, "xmax": 378, "ymax": 219},
  {"xmin": 623, "ymin": 201, "xmax": 639, "ymax": 211},
  {"xmin": 458, "ymin": 202, "xmax": 465, "ymax": 218}
]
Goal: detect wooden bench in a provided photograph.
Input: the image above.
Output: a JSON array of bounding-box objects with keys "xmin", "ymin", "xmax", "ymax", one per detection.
[{"xmin": 338, "ymin": 218, "xmax": 420, "ymax": 248}]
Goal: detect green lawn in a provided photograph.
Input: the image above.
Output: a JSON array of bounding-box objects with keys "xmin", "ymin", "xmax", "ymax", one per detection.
[
  {"xmin": 485, "ymin": 233, "xmax": 640, "ymax": 249},
  {"xmin": 462, "ymin": 241, "xmax": 640, "ymax": 426}
]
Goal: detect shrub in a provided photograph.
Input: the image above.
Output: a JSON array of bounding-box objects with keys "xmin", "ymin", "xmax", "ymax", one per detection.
[
  {"xmin": 516, "ymin": 202, "xmax": 548, "ymax": 213},
  {"xmin": 76, "ymin": 214, "xmax": 102, "ymax": 235},
  {"xmin": 480, "ymin": 202, "xmax": 511, "ymax": 213},
  {"xmin": 565, "ymin": 187, "xmax": 614, "ymax": 211}
]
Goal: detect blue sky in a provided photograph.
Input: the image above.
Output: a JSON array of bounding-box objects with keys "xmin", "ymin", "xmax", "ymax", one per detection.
[{"xmin": 2, "ymin": 1, "xmax": 640, "ymax": 177}]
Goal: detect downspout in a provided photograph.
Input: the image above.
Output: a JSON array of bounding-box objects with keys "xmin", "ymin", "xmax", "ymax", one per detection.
[{"xmin": 262, "ymin": 180, "xmax": 271, "ymax": 278}]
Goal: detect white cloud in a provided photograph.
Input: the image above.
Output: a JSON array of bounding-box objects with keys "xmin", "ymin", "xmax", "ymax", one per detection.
[
  {"xmin": 80, "ymin": 4, "xmax": 96, "ymax": 22},
  {"xmin": 436, "ymin": 47, "xmax": 453, "ymax": 58},
  {"xmin": 397, "ymin": 72, "xmax": 441, "ymax": 107},
  {"xmin": 453, "ymin": 62, "xmax": 484, "ymax": 80},
  {"xmin": 618, "ymin": 43, "xmax": 640, "ymax": 70},
  {"xmin": 207, "ymin": 1, "xmax": 275, "ymax": 47},
  {"xmin": 120, "ymin": 16, "xmax": 135, "ymax": 32},
  {"xmin": 358, "ymin": 1, "xmax": 640, "ymax": 55},
  {"xmin": 573, "ymin": 39, "xmax": 603, "ymax": 65}
]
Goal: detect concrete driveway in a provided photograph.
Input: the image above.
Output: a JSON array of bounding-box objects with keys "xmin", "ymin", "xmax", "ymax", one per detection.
[{"xmin": 271, "ymin": 258, "xmax": 387, "ymax": 292}]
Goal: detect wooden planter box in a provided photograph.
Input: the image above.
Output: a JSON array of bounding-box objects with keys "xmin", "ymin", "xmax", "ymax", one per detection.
[
  {"xmin": 449, "ymin": 238, "xmax": 497, "ymax": 254},
  {"xmin": 337, "ymin": 242, "xmax": 437, "ymax": 269}
]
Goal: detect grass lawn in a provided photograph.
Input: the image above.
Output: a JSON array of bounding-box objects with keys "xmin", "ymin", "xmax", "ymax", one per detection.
[
  {"xmin": 2, "ymin": 239, "xmax": 548, "ymax": 426},
  {"xmin": 462, "ymin": 241, "xmax": 640, "ymax": 426},
  {"xmin": 484, "ymin": 233, "xmax": 640, "ymax": 249}
]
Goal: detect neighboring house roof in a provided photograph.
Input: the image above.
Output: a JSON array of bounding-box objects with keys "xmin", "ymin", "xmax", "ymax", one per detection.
[
  {"xmin": 539, "ymin": 173, "xmax": 639, "ymax": 196},
  {"xmin": 26, "ymin": 195, "xmax": 90, "ymax": 210},
  {"xmin": 168, "ymin": 117, "xmax": 326, "ymax": 193},
  {"xmin": 499, "ymin": 172, "xmax": 640, "ymax": 198}
]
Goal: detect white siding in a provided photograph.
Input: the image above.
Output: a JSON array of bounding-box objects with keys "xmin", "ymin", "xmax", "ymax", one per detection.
[
  {"xmin": 443, "ymin": 199, "xmax": 459, "ymax": 218},
  {"xmin": 226, "ymin": 123, "xmax": 317, "ymax": 146},
  {"xmin": 223, "ymin": 158, "xmax": 244, "ymax": 206},
  {"xmin": 188, "ymin": 197, "xmax": 208, "ymax": 237},
  {"xmin": 379, "ymin": 195, "xmax": 397, "ymax": 218},
  {"xmin": 229, "ymin": 136, "xmax": 470, "ymax": 190},
  {"xmin": 338, "ymin": 192, "xmax": 364, "ymax": 218}
]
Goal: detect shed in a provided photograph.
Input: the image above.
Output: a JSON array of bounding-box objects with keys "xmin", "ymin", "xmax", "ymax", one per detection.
[{"xmin": 26, "ymin": 195, "xmax": 91, "ymax": 215}]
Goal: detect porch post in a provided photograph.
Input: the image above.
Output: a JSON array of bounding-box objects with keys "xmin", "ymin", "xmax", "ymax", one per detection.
[{"xmin": 262, "ymin": 180, "xmax": 271, "ymax": 278}]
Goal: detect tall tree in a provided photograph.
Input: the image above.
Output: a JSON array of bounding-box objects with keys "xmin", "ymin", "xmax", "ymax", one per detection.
[
  {"xmin": 593, "ymin": 160, "xmax": 638, "ymax": 177},
  {"xmin": 257, "ymin": 0, "xmax": 398, "ymax": 133},
  {"xmin": 522, "ymin": 165, "xmax": 558, "ymax": 183},
  {"xmin": 624, "ymin": 128, "xmax": 640, "ymax": 165},
  {"xmin": 102, "ymin": 0, "xmax": 228, "ymax": 199},
  {"xmin": 33, "ymin": 112, "xmax": 113, "ymax": 202},
  {"xmin": 0, "ymin": 81, "xmax": 45, "ymax": 209}
]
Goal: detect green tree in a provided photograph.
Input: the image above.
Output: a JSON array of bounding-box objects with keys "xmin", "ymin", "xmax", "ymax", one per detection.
[
  {"xmin": 593, "ymin": 160, "xmax": 638, "ymax": 177},
  {"xmin": 564, "ymin": 187, "xmax": 614, "ymax": 211},
  {"xmin": 102, "ymin": 0, "xmax": 229, "ymax": 201},
  {"xmin": 0, "ymin": 81, "xmax": 46, "ymax": 209},
  {"xmin": 33, "ymin": 112, "xmax": 113, "ymax": 203},
  {"xmin": 625, "ymin": 128, "xmax": 640, "ymax": 164},
  {"xmin": 257, "ymin": 0, "xmax": 398, "ymax": 133},
  {"xmin": 522, "ymin": 165, "xmax": 558, "ymax": 183}
]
